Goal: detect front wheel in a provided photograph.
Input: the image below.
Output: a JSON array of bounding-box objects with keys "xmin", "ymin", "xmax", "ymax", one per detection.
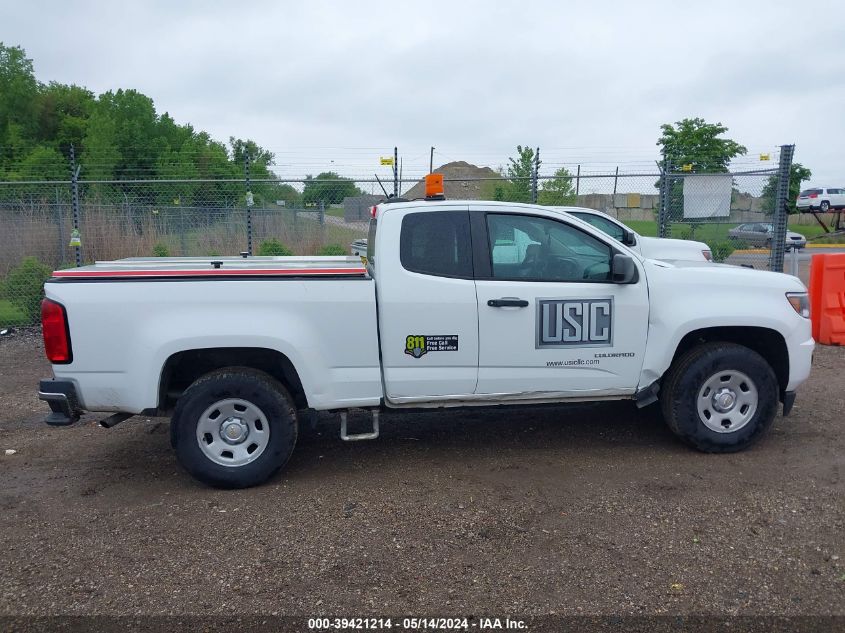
[
  {"xmin": 172, "ymin": 368, "xmax": 298, "ymax": 488},
  {"xmin": 660, "ymin": 342, "xmax": 779, "ymax": 452}
]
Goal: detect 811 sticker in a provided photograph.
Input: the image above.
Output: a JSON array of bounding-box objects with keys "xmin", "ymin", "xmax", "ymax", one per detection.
[{"xmin": 404, "ymin": 335, "xmax": 459, "ymax": 358}]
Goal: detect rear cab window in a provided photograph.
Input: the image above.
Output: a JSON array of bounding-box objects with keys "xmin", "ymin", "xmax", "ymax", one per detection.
[{"xmin": 399, "ymin": 211, "xmax": 473, "ymax": 278}]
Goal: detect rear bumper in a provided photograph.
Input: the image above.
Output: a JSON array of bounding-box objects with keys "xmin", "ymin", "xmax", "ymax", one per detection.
[{"xmin": 38, "ymin": 379, "xmax": 82, "ymax": 426}]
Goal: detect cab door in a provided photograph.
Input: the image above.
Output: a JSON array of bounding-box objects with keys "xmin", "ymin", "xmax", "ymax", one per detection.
[
  {"xmin": 472, "ymin": 208, "xmax": 649, "ymax": 397},
  {"xmin": 375, "ymin": 205, "xmax": 479, "ymax": 403}
]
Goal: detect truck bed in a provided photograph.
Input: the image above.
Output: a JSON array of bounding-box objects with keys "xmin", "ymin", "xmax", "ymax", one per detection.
[{"xmin": 45, "ymin": 255, "xmax": 381, "ymax": 413}]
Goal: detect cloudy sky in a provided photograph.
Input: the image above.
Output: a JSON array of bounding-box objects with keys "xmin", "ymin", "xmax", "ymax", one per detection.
[{"xmin": 2, "ymin": 0, "xmax": 843, "ymax": 185}]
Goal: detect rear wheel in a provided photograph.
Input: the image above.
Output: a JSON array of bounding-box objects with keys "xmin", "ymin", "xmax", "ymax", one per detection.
[
  {"xmin": 820, "ymin": 200, "xmax": 830, "ymax": 212},
  {"xmin": 172, "ymin": 368, "xmax": 298, "ymax": 488},
  {"xmin": 661, "ymin": 342, "xmax": 779, "ymax": 452}
]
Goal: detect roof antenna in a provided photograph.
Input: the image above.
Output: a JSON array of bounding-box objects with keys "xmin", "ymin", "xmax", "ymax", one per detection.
[{"xmin": 374, "ymin": 174, "xmax": 391, "ymax": 198}]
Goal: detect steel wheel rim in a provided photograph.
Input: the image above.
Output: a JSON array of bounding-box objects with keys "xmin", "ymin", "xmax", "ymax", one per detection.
[
  {"xmin": 195, "ymin": 398, "xmax": 270, "ymax": 467},
  {"xmin": 696, "ymin": 370, "xmax": 758, "ymax": 433}
]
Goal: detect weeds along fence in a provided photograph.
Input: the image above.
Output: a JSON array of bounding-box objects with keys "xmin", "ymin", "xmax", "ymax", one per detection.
[
  {"xmin": 0, "ymin": 178, "xmax": 371, "ymax": 325},
  {"xmin": 0, "ymin": 154, "xmax": 793, "ymax": 326}
]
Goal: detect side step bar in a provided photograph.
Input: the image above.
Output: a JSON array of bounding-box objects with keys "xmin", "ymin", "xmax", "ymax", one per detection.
[{"xmin": 340, "ymin": 410, "xmax": 380, "ymax": 441}]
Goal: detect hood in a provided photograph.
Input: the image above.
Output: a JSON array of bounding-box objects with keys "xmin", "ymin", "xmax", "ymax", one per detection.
[
  {"xmin": 637, "ymin": 236, "xmax": 711, "ymax": 262},
  {"xmin": 644, "ymin": 258, "xmax": 807, "ymax": 292}
]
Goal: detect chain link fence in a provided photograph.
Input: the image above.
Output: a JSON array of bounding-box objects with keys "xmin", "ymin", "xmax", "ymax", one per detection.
[{"xmin": 0, "ymin": 149, "xmax": 800, "ymax": 326}]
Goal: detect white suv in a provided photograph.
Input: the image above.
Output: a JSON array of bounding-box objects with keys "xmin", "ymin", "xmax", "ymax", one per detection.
[{"xmin": 796, "ymin": 187, "xmax": 845, "ymax": 212}]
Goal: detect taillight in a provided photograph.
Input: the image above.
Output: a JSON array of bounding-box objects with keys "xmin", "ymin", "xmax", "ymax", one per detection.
[
  {"xmin": 370, "ymin": 205, "xmax": 378, "ymax": 218},
  {"xmin": 809, "ymin": 193, "xmax": 818, "ymax": 198},
  {"xmin": 41, "ymin": 299, "xmax": 72, "ymax": 364},
  {"xmin": 702, "ymin": 250, "xmax": 713, "ymax": 261}
]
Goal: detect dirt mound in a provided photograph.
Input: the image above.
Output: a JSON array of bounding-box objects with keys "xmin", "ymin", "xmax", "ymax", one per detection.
[{"xmin": 403, "ymin": 161, "xmax": 501, "ymax": 200}]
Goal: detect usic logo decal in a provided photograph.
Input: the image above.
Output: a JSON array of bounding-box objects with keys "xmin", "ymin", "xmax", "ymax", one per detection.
[{"xmin": 536, "ymin": 298, "xmax": 613, "ymax": 348}]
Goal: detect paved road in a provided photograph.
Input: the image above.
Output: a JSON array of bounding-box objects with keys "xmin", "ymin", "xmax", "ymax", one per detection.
[{"xmin": 726, "ymin": 247, "xmax": 845, "ymax": 284}]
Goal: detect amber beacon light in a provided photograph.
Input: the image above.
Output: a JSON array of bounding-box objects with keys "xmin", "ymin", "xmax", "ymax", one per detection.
[{"xmin": 424, "ymin": 174, "xmax": 445, "ymax": 200}]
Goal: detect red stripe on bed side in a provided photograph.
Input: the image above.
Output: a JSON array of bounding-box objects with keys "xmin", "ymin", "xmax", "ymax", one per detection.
[{"xmin": 52, "ymin": 268, "xmax": 367, "ymax": 278}]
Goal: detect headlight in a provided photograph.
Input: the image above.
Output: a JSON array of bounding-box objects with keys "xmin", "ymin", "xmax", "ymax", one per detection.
[{"xmin": 786, "ymin": 292, "xmax": 810, "ymax": 318}]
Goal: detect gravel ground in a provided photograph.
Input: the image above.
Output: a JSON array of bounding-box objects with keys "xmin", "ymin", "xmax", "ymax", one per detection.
[{"xmin": 0, "ymin": 330, "xmax": 843, "ymax": 621}]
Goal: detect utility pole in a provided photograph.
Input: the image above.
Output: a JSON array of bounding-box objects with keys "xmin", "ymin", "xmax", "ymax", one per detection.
[{"xmin": 430, "ymin": 146, "xmax": 435, "ymax": 174}]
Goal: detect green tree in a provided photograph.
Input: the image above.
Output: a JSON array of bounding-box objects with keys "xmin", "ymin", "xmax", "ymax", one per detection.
[
  {"xmin": 657, "ymin": 117, "xmax": 747, "ymax": 172},
  {"xmin": 538, "ymin": 167, "xmax": 577, "ymax": 206},
  {"xmin": 505, "ymin": 145, "xmax": 538, "ymax": 202},
  {"xmin": 760, "ymin": 163, "xmax": 812, "ymax": 215},
  {"xmin": 0, "ymin": 42, "xmax": 295, "ymax": 212},
  {"xmin": 34, "ymin": 82, "xmax": 95, "ymax": 155},
  {"xmin": 0, "ymin": 43, "xmax": 40, "ymax": 174},
  {"xmin": 230, "ymin": 137, "xmax": 274, "ymax": 171},
  {"xmin": 302, "ymin": 172, "xmax": 361, "ymax": 205},
  {"xmin": 14, "ymin": 145, "xmax": 67, "ymax": 180}
]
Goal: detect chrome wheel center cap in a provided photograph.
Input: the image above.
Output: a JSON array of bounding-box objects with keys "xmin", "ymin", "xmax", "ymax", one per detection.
[
  {"xmin": 712, "ymin": 388, "xmax": 737, "ymax": 413},
  {"xmin": 220, "ymin": 417, "xmax": 249, "ymax": 444}
]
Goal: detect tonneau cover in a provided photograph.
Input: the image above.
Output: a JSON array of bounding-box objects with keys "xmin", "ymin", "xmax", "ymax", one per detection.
[{"xmin": 50, "ymin": 256, "xmax": 368, "ymax": 279}]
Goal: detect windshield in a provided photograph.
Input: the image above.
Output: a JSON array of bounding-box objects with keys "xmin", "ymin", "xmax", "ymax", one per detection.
[{"xmin": 569, "ymin": 212, "xmax": 626, "ymax": 242}]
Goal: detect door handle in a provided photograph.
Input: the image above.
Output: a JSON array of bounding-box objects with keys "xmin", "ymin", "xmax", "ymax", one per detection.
[{"xmin": 487, "ymin": 297, "xmax": 529, "ymax": 308}]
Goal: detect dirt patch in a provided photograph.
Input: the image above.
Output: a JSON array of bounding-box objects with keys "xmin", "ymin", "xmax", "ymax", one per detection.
[
  {"xmin": 0, "ymin": 331, "xmax": 843, "ymax": 618},
  {"xmin": 404, "ymin": 161, "xmax": 502, "ymax": 200}
]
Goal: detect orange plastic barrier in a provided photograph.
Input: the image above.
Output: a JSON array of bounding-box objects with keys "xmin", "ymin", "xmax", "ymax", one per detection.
[{"xmin": 808, "ymin": 253, "xmax": 845, "ymax": 345}]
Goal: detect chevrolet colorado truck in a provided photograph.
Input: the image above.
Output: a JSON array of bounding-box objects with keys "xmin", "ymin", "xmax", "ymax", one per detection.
[{"xmin": 38, "ymin": 199, "xmax": 814, "ymax": 488}]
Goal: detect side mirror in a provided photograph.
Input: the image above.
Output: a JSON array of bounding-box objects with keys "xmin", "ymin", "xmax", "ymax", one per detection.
[
  {"xmin": 621, "ymin": 229, "xmax": 637, "ymax": 247},
  {"xmin": 612, "ymin": 254, "xmax": 637, "ymax": 284}
]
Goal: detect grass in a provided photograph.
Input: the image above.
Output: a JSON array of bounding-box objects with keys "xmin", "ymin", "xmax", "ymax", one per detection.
[
  {"xmin": 625, "ymin": 219, "xmax": 845, "ymax": 245},
  {"xmin": 0, "ymin": 299, "xmax": 27, "ymax": 326}
]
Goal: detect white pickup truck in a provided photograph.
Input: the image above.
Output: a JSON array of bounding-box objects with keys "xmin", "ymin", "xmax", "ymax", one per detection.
[
  {"xmin": 38, "ymin": 199, "xmax": 814, "ymax": 488},
  {"xmin": 560, "ymin": 207, "xmax": 713, "ymax": 262}
]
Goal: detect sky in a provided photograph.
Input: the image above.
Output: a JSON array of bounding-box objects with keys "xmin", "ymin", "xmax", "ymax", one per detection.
[{"xmin": 2, "ymin": 0, "xmax": 844, "ymax": 187}]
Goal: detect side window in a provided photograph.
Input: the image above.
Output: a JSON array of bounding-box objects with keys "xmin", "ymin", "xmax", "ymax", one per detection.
[
  {"xmin": 400, "ymin": 211, "xmax": 473, "ymax": 278},
  {"xmin": 573, "ymin": 213, "xmax": 625, "ymax": 242},
  {"xmin": 487, "ymin": 214, "xmax": 613, "ymax": 282}
]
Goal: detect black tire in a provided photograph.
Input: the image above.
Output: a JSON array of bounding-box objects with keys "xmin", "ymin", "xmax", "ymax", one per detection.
[
  {"xmin": 820, "ymin": 200, "xmax": 830, "ymax": 212},
  {"xmin": 660, "ymin": 342, "xmax": 779, "ymax": 453},
  {"xmin": 172, "ymin": 367, "xmax": 298, "ymax": 488}
]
